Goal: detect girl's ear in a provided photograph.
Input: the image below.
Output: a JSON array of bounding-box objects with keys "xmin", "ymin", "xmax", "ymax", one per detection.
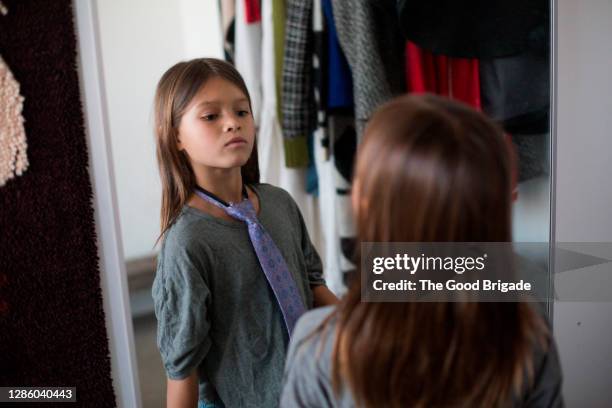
[{"xmin": 175, "ymin": 131, "xmax": 183, "ymax": 151}]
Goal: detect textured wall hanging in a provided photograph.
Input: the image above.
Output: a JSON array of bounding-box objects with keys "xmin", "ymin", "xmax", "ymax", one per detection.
[
  {"xmin": 0, "ymin": 54, "xmax": 29, "ymax": 186},
  {"xmin": 0, "ymin": 0, "xmax": 117, "ymax": 406}
]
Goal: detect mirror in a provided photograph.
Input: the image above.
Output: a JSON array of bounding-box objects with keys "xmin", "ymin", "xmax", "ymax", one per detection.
[
  {"xmin": 95, "ymin": 1, "xmax": 224, "ymax": 404},
  {"xmin": 93, "ymin": 0, "xmax": 552, "ymax": 406}
]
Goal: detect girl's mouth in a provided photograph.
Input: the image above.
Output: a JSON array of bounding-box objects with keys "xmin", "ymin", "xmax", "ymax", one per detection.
[{"xmin": 224, "ymin": 137, "xmax": 247, "ymax": 147}]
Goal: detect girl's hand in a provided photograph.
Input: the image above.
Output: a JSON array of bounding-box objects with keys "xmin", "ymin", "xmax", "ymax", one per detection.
[{"xmin": 311, "ymin": 285, "xmax": 339, "ymax": 307}]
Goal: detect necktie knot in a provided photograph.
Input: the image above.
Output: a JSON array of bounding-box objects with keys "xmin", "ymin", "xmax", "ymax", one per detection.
[{"xmin": 226, "ymin": 198, "xmax": 258, "ymax": 224}]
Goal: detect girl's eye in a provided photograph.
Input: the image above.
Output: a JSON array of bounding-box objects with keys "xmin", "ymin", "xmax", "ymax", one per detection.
[
  {"xmin": 237, "ymin": 110, "xmax": 250, "ymax": 117},
  {"xmin": 201, "ymin": 114, "xmax": 218, "ymax": 121}
]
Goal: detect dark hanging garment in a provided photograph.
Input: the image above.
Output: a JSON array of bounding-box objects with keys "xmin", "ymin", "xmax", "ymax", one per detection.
[
  {"xmin": 322, "ymin": 0, "xmax": 353, "ymax": 110},
  {"xmin": 478, "ymin": 13, "xmax": 550, "ymax": 180},
  {"xmin": 397, "ymin": 0, "xmax": 548, "ymax": 59},
  {"xmin": 479, "ymin": 19, "xmax": 550, "ymax": 134},
  {"xmin": 512, "ymin": 133, "xmax": 548, "ymax": 182},
  {"xmin": 480, "ymin": 52, "xmax": 550, "ymax": 134}
]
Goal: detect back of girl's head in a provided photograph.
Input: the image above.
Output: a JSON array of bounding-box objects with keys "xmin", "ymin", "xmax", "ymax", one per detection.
[
  {"xmin": 355, "ymin": 93, "xmax": 511, "ymax": 243},
  {"xmin": 332, "ymin": 94, "xmax": 547, "ymax": 408},
  {"xmin": 154, "ymin": 58, "xmax": 259, "ymax": 238}
]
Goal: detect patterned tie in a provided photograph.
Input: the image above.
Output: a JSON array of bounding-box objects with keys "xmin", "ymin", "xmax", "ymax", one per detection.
[{"xmin": 194, "ymin": 186, "xmax": 306, "ymax": 337}]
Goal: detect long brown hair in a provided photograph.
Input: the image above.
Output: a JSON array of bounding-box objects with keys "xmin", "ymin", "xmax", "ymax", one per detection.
[
  {"xmin": 331, "ymin": 94, "xmax": 547, "ymax": 407},
  {"xmin": 154, "ymin": 58, "xmax": 259, "ymax": 240}
]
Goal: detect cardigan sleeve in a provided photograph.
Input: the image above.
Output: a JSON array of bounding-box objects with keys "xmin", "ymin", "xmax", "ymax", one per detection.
[{"xmin": 281, "ymin": 0, "xmax": 315, "ymax": 167}]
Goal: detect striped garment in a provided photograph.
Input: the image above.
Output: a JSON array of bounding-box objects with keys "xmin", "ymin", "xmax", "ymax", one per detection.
[{"xmin": 281, "ymin": 0, "xmax": 315, "ymax": 167}]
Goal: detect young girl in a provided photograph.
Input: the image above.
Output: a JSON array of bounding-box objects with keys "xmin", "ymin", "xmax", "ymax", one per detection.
[
  {"xmin": 281, "ymin": 94, "xmax": 563, "ymax": 407},
  {"xmin": 151, "ymin": 58, "xmax": 337, "ymax": 408}
]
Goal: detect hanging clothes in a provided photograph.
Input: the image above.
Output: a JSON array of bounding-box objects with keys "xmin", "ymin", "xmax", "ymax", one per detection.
[
  {"xmin": 323, "ymin": 0, "xmax": 352, "ymax": 111},
  {"xmin": 255, "ymin": 0, "xmax": 323, "ymax": 262},
  {"xmin": 398, "ymin": 0, "xmax": 549, "ymax": 184},
  {"xmin": 281, "ymin": 0, "xmax": 315, "ymax": 168},
  {"xmin": 244, "ymin": 0, "xmax": 262, "ymax": 23},
  {"xmin": 331, "ymin": 0, "xmax": 405, "ymax": 138},
  {"xmin": 326, "ymin": 0, "xmax": 364, "ymax": 290},
  {"xmin": 511, "ymin": 133, "xmax": 547, "ymax": 182},
  {"xmin": 309, "ymin": 0, "xmax": 357, "ymax": 294},
  {"xmin": 0, "ymin": 54, "xmax": 28, "ymax": 187},
  {"xmin": 405, "ymin": 41, "xmax": 481, "ymax": 109},
  {"xmin": 480, "ymin": 46, "xmax": 550, "ymax": 183},
  {"xmin": 479, "ymin": 21, "xmax": 550, "ymax": 137},
  {"xmin": 404, "ymin": 43, "xmax": 519, "ymax": 197},
  {"xmin": 397, "ymin": 0, "xmax": 548, "ymax": 59},
  {"xmin": 480, "ymin": 53, "xmax": 549, "ymax": 131}
]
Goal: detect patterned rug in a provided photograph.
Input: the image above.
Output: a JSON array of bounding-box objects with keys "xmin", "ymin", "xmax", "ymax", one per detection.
[{"xmin": 0, "ymin": 0, "xmax": 116, "ymax": 405}]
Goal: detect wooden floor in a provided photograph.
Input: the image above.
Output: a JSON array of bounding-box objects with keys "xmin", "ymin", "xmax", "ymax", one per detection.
[{"xmin": 133, "ymin": 313, "xmax": 166, "ymax": 407}]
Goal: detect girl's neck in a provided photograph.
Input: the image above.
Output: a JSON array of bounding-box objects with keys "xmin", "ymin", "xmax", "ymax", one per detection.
[{"xmin": 195, "ymin": 167, "xmax": 244, "ymax": 204}]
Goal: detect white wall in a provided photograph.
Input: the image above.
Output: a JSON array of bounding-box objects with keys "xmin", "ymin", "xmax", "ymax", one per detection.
[
  {"xmin": 96, "ymin": 0, "xmax": 223, "ymax": 260},
  {"xmin": 554, "ymin": 0, "xmax": 612, "ymax": 405}
]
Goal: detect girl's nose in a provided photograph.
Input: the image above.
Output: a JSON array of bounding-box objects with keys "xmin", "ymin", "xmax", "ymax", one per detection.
[
  {"xmin": 223, "ymin": 117, "xmax": 241, "ymax": 133},
  {"xmin": 224, "ymin": 123, "xmax": 241, "ymax": 132}
]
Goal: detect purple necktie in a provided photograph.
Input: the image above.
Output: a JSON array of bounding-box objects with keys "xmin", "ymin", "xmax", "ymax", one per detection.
[{"xmin": 194, "ymin": 187, "xmax": 306, "ymax": 337}]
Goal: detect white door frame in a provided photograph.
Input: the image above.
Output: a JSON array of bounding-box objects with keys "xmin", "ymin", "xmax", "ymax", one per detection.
[{"xmin": 74, "ymin": 0, "xmax": 142, "ymax": 406}]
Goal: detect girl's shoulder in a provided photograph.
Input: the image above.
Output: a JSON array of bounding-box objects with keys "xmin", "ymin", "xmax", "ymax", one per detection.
[
  {"xmin": 252, "ymin": 183, "xmax": 301, "ymax": 216},
  {"xmin": 159, "ymin": 207, "xmax": 216, "ymax": 254},
  {"xmin": 289, "ymin": 306, "xmax": 338, "ymax": 366},
  {"xmin": 252, "ymin": 182, "xmax": 295, "ymax": 203},
  {"xmin": 292, "ymin": 306, "xmax": 337, "ymax": 346},
  {"xmin": 284, "ymin": 307, "xmax": 338, "ymax": 390},
  {"xmin": 156, "ymin": 208, "xmax": 226, "ymax": 282}
]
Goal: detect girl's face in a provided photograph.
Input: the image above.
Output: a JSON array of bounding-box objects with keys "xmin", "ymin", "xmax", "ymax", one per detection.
[{"xmin": 177, "ymin": 76, "xmax": 255, "ymax": 172}]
